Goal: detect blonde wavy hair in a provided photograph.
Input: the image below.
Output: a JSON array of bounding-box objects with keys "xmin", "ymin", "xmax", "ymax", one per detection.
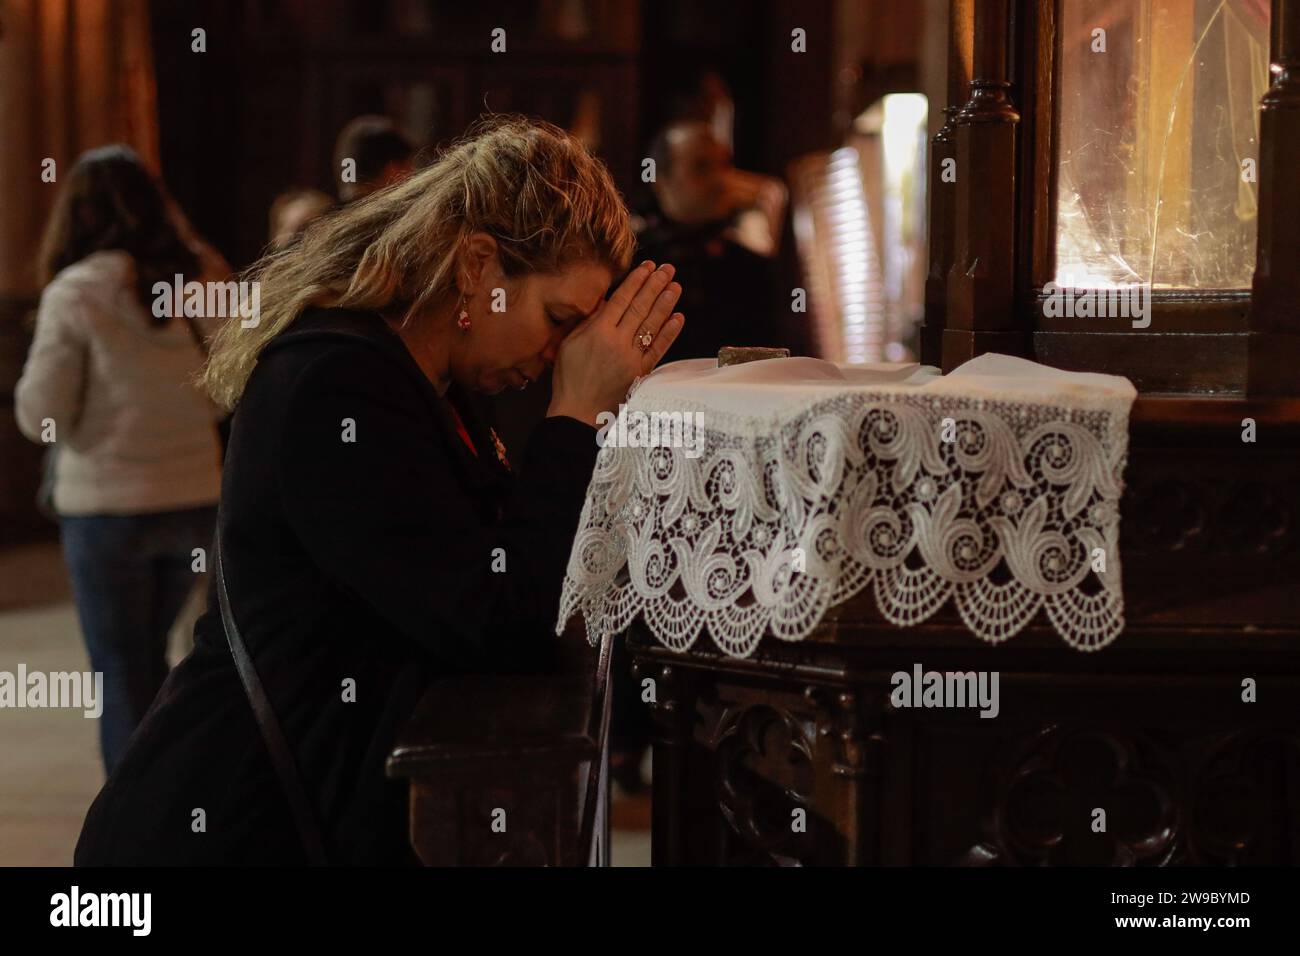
[{"xmin": 204, "ymin": 115, "xmax": 636, "ymax": 410}]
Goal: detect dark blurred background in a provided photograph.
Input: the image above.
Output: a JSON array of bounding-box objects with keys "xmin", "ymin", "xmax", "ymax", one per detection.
[
  {"xmin": 146, "ymin": 0, "xmax": 909, "ymax": 266},
  {"xmin": 1, "ymin": 0, "xmax": 943, "ymax": 541}
]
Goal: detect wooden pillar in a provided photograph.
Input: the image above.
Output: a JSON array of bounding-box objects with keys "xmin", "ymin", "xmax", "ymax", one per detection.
[
  {"xmin": 819, "ymin": 687, "xmax": 884, "ymax": 866},
  {"xmin": 1248, "ymin": 0, "xmax": 1300, "ymax": 396},
  {"xmin": 921, "ymin": 106, "xmax": 957, "ymax": 366},
  {"xmin": 922, "ymin": 0, "xmax": 971, "ymax": 367},
  {"xmin": 942, "ymin": 0, "xmax": 1027, "ymax": 371},
  {"xmin": 632, "ymin": 653, "xmax": 695, "ymax": 866}
]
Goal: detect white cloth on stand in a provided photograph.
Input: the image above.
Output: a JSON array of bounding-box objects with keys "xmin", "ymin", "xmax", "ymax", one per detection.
[{"xmin": 558, "ymin": 354, "xmax": 1137, "ymax": 655}]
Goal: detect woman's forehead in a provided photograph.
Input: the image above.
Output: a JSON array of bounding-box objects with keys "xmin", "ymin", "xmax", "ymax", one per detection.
[{"xmin": 544, "ymin": 263, "xmax": 611, "ymax": 312}]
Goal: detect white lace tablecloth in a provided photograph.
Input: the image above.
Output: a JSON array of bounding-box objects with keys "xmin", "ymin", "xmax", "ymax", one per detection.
[{"xmin": 556, "ymin": 353, "xmax": 1137, "ymax": 655}]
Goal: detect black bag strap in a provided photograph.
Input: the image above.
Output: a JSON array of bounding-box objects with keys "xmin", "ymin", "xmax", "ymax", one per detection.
[{"xmin": 214, "ymin": 527, "xmax": 330, "ymax": 866}]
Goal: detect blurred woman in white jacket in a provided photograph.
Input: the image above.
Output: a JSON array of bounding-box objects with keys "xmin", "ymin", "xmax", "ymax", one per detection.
[{"xmin": 16, "ymin": 145, "xmax": 223, "ymax": 774}]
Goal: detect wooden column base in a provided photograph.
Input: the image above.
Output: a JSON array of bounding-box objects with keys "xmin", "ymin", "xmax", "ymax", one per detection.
[
  {"xmin": 941, "ymin": 328, "xmax": 1030, "ymax": 372},
  {"xmin": 919, "ymin": 322, "xmax": 945, "ymax": 367},
  {"xmin": 1246, "ymin": 331, "xmax": 1300, "ymax": 397}
]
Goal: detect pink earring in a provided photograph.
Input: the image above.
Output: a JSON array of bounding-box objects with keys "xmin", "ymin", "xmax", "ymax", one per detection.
[{"xmin": 456, "ymin": 294, "xmax": 471, "ymax": 332}]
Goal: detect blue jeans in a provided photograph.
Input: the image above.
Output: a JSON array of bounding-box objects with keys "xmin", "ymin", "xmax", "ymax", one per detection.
[{"xmin": 59, "ymin": 505, "xmax": 217, "ymax": 774}]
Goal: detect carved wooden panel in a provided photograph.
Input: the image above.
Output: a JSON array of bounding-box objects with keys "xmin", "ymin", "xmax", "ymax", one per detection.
[
  {"xmin": 633, "ymin": 637, "xmax": 1300, "ymax": 867},
  {"xmin": 407, "ymin": 767, "xmax": 578, "ymax": 866}
]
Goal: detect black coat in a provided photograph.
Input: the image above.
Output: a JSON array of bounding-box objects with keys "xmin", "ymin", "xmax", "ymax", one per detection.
[{"xmin": 74, "ymin": 307, "xmax": 600, "ymax": 865}]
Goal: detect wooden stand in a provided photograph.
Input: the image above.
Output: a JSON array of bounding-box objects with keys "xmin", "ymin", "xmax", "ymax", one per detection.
[{"xmin": 630, "ymin": 398, "xmax": 1300, "ymax": 866}]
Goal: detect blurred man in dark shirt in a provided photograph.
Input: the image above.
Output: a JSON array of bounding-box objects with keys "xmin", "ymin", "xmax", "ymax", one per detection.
[
  {"xmin": 636, "ymin": 121, "xmax": 794, "ymax": 362},
  {"xmin": 605, "ymin": 123, "xmax": 799, "ymax": 796}
]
